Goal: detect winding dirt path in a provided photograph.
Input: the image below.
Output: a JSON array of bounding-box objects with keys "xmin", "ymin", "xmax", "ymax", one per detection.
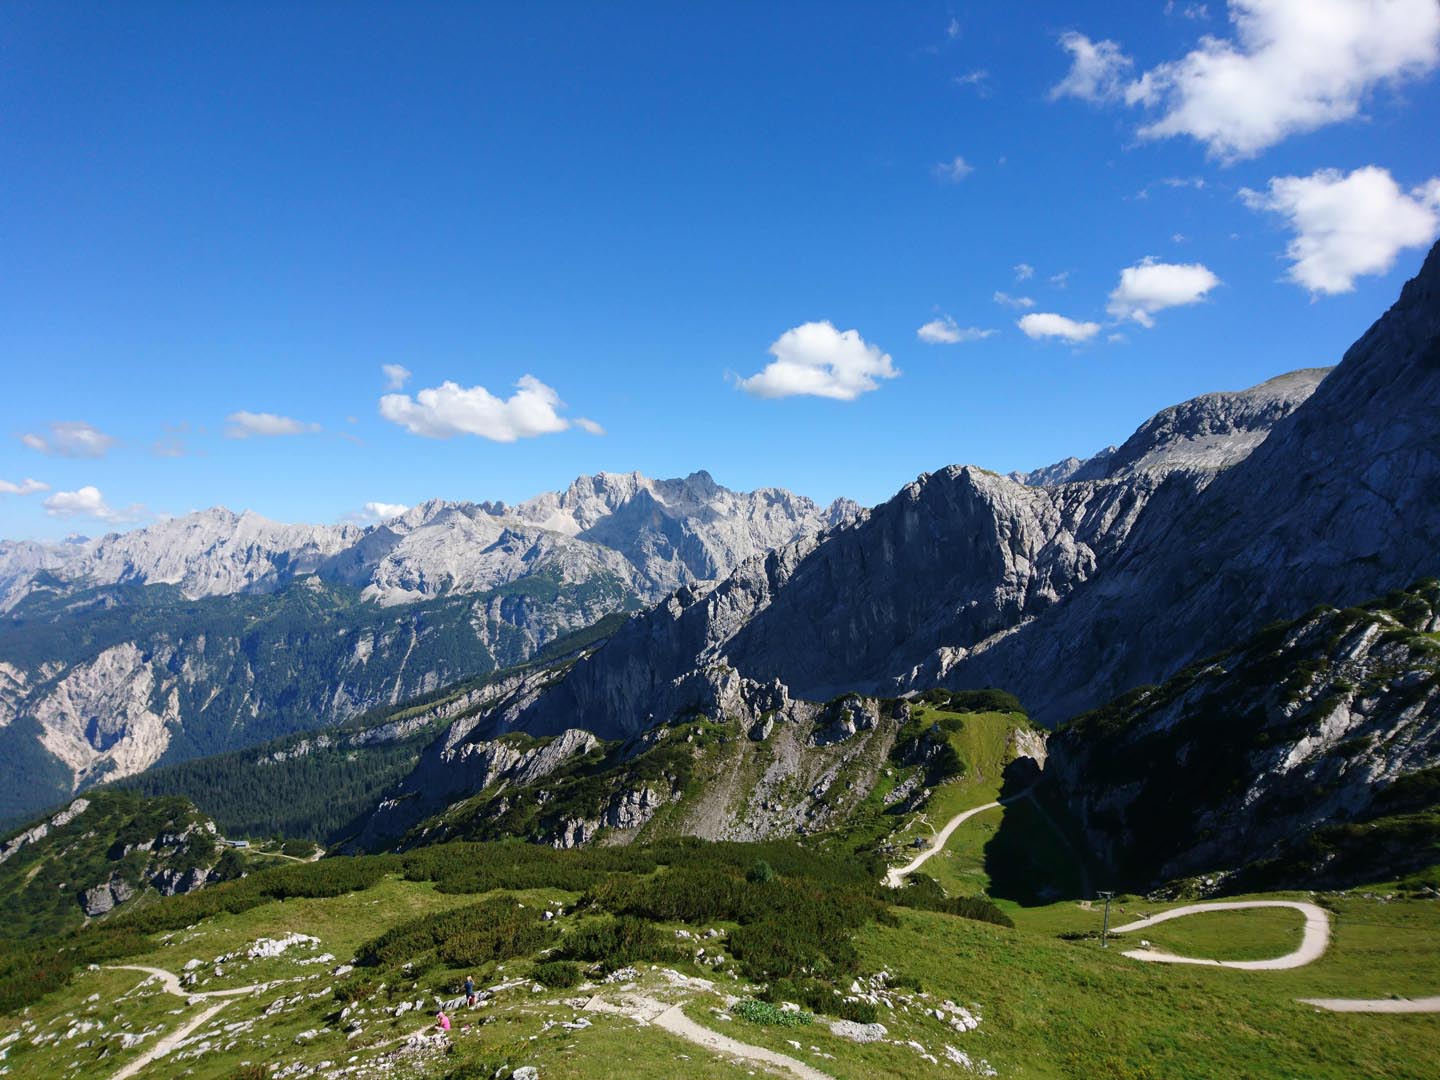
[
  {"xmin": 1109, "ymin": 900, "xmax": 1330, "ymax": 970},
  {"xmin": 1298, "ymin": 995, "xmax": 1440, "ymax": 1013},
  {"xmin": 108, "ymin": 999, "xmax": 231, "ymax": 1080},
  {"xmin": 584, "ymin": 994, "xmax": 834, "ymax": 1080},
  {"xmin": 107, "ymin": 964, "xmax": 264, "ymax": 1000},
  {"xmin": 884, "ymin": 799, "xmax": 1002, "ymax": 888}
]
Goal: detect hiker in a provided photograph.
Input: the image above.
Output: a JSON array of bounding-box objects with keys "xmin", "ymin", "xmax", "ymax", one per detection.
[
  {"xmin": 464, "ymin": 973, "xmax": 475, "ymax": 1007},
  {"xmin": 436, "ymin": 1010, "xmax": 452, "ymax": 1033}
]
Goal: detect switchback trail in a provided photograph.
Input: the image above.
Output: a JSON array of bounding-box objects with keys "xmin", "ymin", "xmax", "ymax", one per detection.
[{"xmin": 1109, "ymin": 900, "xmax": 1330, "ymax": 970}]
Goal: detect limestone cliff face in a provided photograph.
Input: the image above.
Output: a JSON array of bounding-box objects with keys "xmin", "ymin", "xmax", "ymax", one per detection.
[
  {"xmin": 959, "ymin": 241, "xmax": 1440, "ymax": 723},
  {"xmin": 499, "ymin": 243, "xmax": 1438, "ymax": 740},
  {"xmin": 0, "ymin": 471, "xmax": 855, "ymax": 611},
  {"xmin": 501, "ymin": 362, "xmax": 1330, "ymax": 741},
  {"xmin": 0, "ymin": 472, "xmax": 855, "ymax": 818}
]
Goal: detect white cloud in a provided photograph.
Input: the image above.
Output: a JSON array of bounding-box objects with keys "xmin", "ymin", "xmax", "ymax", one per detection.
[
  {"xmin": 917, "ymin": 317, "xmax": 997, "ymax": 344},
  {"xmin": 380, "ymin": 374, "xmax": 579, "ymax": 441},
  {"xmin": 367, "ymin": 502, "xmax": 410, "ymax": 521},
  {"xmin": 1241, "ymin": 166, "xmax": 1440, "ymax": 293},
  {"xmin": 1106, "ymin": 257, "xmax": 1222, "ymax": 326},
  {"xmin": 1013, "ymin": 263, "xmax": 1035, "ymax": 281},
  {"xmin": 574, "ymin": 417, "xmax": 607, "ymax": 436},
  {"xmin": 1018, "ymin": 313, "xmax": 1103, "ymax": 343},
  {"xmin": 952, "ymin": 69, "xmax": 990, "ymax": 94},
  {"xmin": 935, "ymin": 156, "xmax": 974, "ymax": 182},
  {"xmin": 42, "ymin": 485, "xmax": 144, "ymax": 524},
  {"xmin": 738, "ymin": 321, "xmax": 899, "ymax": 401},
  {"xmin": 1050, "ymin": 271, "xmax": 1071, "ymax": 287},
  {"xmin": 0, "ymin": 477, "xmax": 48, "ymax": 496},
  {"xmin": 225, "ymin": 411, "xmax": 322, "ymax": 439},
  {"xmin": 1165, "ymin": 1, "xmax": 1210, "ymax": 18},
  {"xmin": 381, "ymin": 363, "xmax": 412, "ymax": 390},
  {"xmin": 19, "ymin": 420, "xmax": 117, "ymax": 459},
  {"xmin": 993, "ymin": 291, "xmax": 1035, "ymax": 309},
  {"xmin": 1050, "ymin": 31, "xmax": 1134, "ymax": 102},
  {"xmin": 947, "ymin": 17, "xmax": 961, "ymax": 40},
  {"xmin": 1128, "ymin": 0, "xmax": 1440, "ymax": 159}
]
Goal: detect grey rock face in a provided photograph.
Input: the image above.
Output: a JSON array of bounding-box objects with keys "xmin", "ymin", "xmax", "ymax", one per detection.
[
  {"xmin": 960, "ymin": 244, "xmax": 1440, "ymax": 723},
  {"xmin": 1042, "ymin": 588, "xmax": 1440, "ymax": 888},
  {"xmin": 1, "ymin": 471, "xmax": 850, "ymax": 814},
  {"xmin": 0, "ymin": 470, "xmax": 855, "ymax": 612},
  {"xmin": 507, "ymin": 243, "xmax": 1435, "ymax": 740}
]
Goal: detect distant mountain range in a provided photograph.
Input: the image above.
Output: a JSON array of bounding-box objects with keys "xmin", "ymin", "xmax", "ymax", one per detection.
[{"xmin": 0, "ymin": 472, "xmax": 857, "ymax": 825}]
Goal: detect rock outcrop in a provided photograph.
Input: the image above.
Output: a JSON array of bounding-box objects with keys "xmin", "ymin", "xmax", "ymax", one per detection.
[{"xmin": 1039, "ymin": 582, "xmax": 1440, "ymax": 890}]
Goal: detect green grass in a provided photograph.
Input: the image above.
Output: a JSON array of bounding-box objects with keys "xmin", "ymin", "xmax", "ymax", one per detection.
[{"xmin": 1129, "ymin": 906, "xmax": 1306, "ymax": 962}]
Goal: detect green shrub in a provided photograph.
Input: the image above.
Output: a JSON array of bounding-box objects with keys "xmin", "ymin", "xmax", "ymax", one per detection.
[
  {"xmin": 734, "ymin": 998, "xmax": 813, "ymax": 1027},
  {"xmin": 357, "ymin": 897, "xmax": 553, "ymax": 970},
  {"xmin": 562, "ymin": 916, "xmax": 678, "ymax": 969},
  {"xmin": 531, "ymin": 960, "xmax": 582, "ymax": 988},
  {"xmin": 746, "ymin": 859, "xmax": 778, "ymax": 884}
]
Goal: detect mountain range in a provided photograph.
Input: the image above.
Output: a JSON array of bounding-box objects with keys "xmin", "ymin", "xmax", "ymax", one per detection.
[{"xmin": 0, "ymin": 473, "xmax": 855, "ymax": 824}]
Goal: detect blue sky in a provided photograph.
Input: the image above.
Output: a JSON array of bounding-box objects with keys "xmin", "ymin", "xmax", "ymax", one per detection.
[{"xmin": 4, "ymin": 1, "xmax": 1439, "ymax": 538}]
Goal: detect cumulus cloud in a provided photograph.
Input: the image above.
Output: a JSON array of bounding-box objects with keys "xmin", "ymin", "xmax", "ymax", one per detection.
[
  {"xmin": 367, "ymin": 502, "xmax": 410, "ymax": 521},
  {"xmin": 1013, "ymin": 263, "xmax": 1035, "ymax": 281},
  {"xmin": 935, "ymin": 156, "xmax": 974, "ymax": 182},
  {"xmin": 916, "ymin": 317, "xmax": 997, "ymax": 344},
  {"xmin": 1050, "ymin": 31, "xmax": 1134, "ymax": 102},
  {"xmin": 0, "ymin": 477, "xmax": 48, "ymax": 496},
  {"xmin": 1018, "ymin": 313, "xmax": 1103, "ymax": 343},
  {"xmin": 1128, "ymin": 0, "xmax": 1440, "ymax": 159},
  {"xmin": 1107, "ymin": 257, "xmax": 1222, "ymax": 326},
  {"xmin": 1242, "ymin": 166, "xmax": 1440, "ymax": 293},
  {"xmin": 381, "ymin": 363, "xmax": 412, "ymax": 390},
  {"xmin": 380, "ymin": 375, "xmax": 579, "ymax": 441},
  {"xmin": 225, "ymin": 412, "xmax": 322, "ymax": 439},
  {"xmin": 993, "ymin": 291, "xmax": 1035, "ymax": 309},
  {"xmin": 574, "ymin": 417, "xmax": 607, "ymax": 436},
  {"xmin": 738, "ymin": 321, "xmax": 899, "ymax": 401},
  {"xmin": 19, "ymin": 421, "xmax": 117, "ymax": 459},
  {"xmin": 42, "ymin": 485, "xmax": 144, "ymax": 523}
]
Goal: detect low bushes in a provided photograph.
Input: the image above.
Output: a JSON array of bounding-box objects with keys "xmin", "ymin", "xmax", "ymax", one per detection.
[
  {"xmin": 560, "ymin": 916, "xmax": 679, "ymax": 969},
  {"xmin": 531, "ymin": 960, "xmax": 581, "ymax": 988},
  {"xmin": 357, "ymin": 897, "xmax": 553, "ymax": 971}
]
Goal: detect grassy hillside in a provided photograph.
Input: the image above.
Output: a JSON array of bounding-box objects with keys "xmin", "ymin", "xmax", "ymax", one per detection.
[{"xmin": 2, "ymin": 831, "xmax": 1437, "ymax": 1079}]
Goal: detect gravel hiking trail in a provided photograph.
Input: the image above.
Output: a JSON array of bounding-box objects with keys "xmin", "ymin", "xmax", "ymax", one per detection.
[
  {"xmin": 1109, "ymin": 900, "xmax": 1330, "ymax": 970},
  {"xmin": 1298, "ymin": 995, "xmax": 1440, "ymax": 1013},
  {"xmin": 107, "ymin": 964, "xmax": 265, "ymax": 1000},
  {"xmin": 585, "ymin": 993, "xmax": 835, "ymax": 1080},
  {"xmin": 108, "ymin": 999, "xmax": 231, "ymax": 1080},
  {"xmin": 884, "ymin": 798, "xmax": 1008, "ymax": 888}
]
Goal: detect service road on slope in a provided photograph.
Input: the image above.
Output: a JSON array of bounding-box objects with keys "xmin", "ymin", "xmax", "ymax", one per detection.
[{"xmin": 1109, "ymin": 900, "xmax": 1330, "ymax": 970}]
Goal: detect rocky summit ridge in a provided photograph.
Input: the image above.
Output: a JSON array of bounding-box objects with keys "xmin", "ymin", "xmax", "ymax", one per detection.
[
  {"xmin": 420, "ymin": 240, "xmax": 1438, "ymax": 779},
  {"xmin": 1, "ymin": 470, "xmax": 858, "ymax": 611}
]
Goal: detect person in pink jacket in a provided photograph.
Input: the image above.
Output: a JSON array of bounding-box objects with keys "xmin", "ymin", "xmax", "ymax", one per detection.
[{"xmin": 436, "ymin": 1010, "xmax": 452, "ymax": 1032}]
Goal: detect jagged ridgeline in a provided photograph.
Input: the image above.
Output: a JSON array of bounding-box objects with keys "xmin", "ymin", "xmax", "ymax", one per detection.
[
  {"xmin": 0, "ymin": 472, "xmax": 856, "ymax": 826},
  {"xmin": 1039, "ymin": 579, "xmax": 1440, "ymax": 895}
]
